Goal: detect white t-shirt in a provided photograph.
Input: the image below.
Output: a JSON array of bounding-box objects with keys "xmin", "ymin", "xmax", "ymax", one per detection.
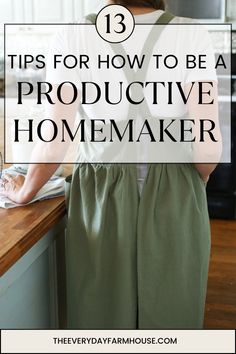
[
  {"xmin": 46, "ymin": 10, "xmax": 217, "ymax": 193},
  {"xmin": 46, "ymin": 10, "xmax": 217, "ymax": 114}
]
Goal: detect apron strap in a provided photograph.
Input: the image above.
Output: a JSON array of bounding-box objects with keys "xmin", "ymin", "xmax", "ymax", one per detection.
[
  {"xmin": 155, "ymin": 11, "xmax": 175, "ymax": 24},
  {"xmin": 85, "ymin": 13, "xmax": 97, "ymax": 23},
  {"xmin": 82, "ymin": 11, "xmax": 175, "ymax": 120},
  {"xmin": 84, "ymin": 12, "xmax": 175, "ymax": 84},
  {"xmin": 109, "ymin": 11, "xmax": 175, "ymax": 118}
]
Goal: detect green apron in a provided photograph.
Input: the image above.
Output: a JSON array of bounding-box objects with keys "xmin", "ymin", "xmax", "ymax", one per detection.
[{"xmin": 65, "ymin": 12, "xmax": 211, "ymax": 329}]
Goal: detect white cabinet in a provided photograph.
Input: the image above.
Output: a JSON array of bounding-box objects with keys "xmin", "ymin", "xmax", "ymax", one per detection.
[
  {"xmin": 0, "ymin": 220, "xmax": 67, "ymax": 329},
  {"xmin": 27, "ymin": 0, "xmax": 65, "ymax": 22},
  {"xmin": 23, "ymin": 0, "xmax": 104, "ymax": 23},
  {"xmin": 0, "ymin": 0, "xmax": 106, "ymax": 35},
  {"xmin": 0, "ymin": 0, "xmax": 24, "ymax": 24},
  {"xmin": 0, "ymin": 0, "xmax": 106, "ymax": 25},
  {"xmin": 24, "ymin": 0, "xmax": 74, "ymax": 23},
  {"xmin": 0, "ymin": 0, "xmax": 14, "ymax": 24},
  {"xmin": 0, "ymin": 0, "xmax": 235, "ymax": 25},
  {"xmin": 226, "ymin": 0, "xmax": 236, "ymax": 22}
]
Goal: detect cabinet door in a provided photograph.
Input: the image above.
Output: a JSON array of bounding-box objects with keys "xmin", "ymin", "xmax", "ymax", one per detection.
[
  {"xmin": 24, "ymin": 0, "xmax": 74, "ymax": 23},
  {"xmin": 227, "ymin": 0, "xmax": 236, "ymax": 22},
  {"xmin": 0, "ymin": 0, "xmax": 24, "ymax": 24},
  {"xmin": 0, "ymin": 0, "xmax": 15, "ymax": 24}
]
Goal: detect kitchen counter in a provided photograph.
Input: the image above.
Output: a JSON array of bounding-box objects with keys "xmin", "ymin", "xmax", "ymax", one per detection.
[
  {"xmin": 0, "ymin": 195, "xmax": 66, "ymax": 277},
  {"xmin": 205, "ymin": 219, "xmax": 236, "ymax": 329},
  {"xmin": 0, "ymin": 111, "xmax": 71, "ymax": 277},
  {"xmin": 0, "ymin": 169, "xmax": 69, "ymax": 329}
]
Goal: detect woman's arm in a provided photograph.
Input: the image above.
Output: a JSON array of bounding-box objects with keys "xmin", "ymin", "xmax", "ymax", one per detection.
[
  {"xmin": 1, "ymin": 85, "xmax": 79, "ymax": 204},
  {"xmin": 1, "ymin": 164, "xmax": 60, "ymax": 204},
  {"xmin": 186, "ymin": 81, "xmax": 222, "ymax": 182}
]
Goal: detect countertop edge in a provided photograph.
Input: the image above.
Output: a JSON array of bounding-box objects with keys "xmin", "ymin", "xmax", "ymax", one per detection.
[{"xmin": 0, "ymin": 197, "xmax": 66, "ymax": 277}]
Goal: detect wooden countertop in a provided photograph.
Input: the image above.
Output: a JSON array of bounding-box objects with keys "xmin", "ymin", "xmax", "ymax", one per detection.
[
  {"xmin": 0, "ymin": 161, "xmax": 72, "ymax": 277},
  {"xmin": 205, "ymin": 219, "xmax": 236, "ymax": 329},
  {"xmin": 0, "ymin": 195, "xmax": 66, "ymax": 277},
  {"xmin": 0, "ymin": 115, "xmax": 73, "ymax": 277}
]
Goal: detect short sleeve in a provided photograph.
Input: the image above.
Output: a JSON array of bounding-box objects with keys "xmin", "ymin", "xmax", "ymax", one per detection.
[{"xmin": 185, "ymin": 25, "xmax": 217, "ymax": 84}]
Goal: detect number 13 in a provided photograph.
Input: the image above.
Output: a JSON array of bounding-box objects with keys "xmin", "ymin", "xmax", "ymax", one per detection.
[{"xmin": 105, "ymin": 13, "xmax": 126, "ymax": 34}]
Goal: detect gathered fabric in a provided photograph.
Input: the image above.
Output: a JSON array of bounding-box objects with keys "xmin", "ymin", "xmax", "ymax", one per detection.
[{"xmin": 65, "ymin": 163, "xmax": 210, "ymax": 329}]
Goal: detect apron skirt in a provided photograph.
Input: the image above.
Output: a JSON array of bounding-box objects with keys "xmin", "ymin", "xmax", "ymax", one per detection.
[{"xmin": 65, "ymin": 163, "xmax": 211, "ymax": 329}]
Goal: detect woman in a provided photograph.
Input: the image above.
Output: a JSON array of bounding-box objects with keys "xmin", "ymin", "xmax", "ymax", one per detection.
[{"xmin": 1, "ymin": 0, "xmax": 221, "ymax": 329}]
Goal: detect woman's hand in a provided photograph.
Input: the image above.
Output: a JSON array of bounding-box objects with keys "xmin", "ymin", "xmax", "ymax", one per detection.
[
  {"xmin": 201, "ymin": 174, "xmax": 210, "ymax": 184},
  {"xmin": 0, "ymin": 174, "xmax": 30, "ymax": 204},
  {"xmin": 195, "ymin": 163, "xmax": 218, "ymax": 185}
]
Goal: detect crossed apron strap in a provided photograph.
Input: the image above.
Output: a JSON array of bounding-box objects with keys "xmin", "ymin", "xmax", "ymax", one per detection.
[
  {"xmin": 108, "ymin": 11, "xmax": 175, "ymax": 118},
  {"xmin": 83, "ymin": 11, "xmax": 175, "ymax": 119}
]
